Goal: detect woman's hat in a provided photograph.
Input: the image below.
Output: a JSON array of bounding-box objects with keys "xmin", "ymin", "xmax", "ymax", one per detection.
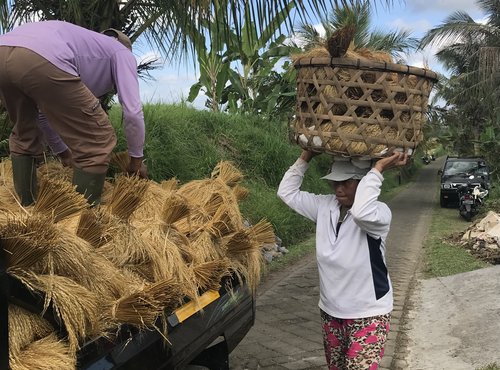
[{"xmin": 321, "ymin": 158, "xmax": 372, "ymax": 182}]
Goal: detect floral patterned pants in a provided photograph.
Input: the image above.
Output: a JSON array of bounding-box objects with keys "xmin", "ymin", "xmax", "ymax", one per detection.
[{"xmin": 320, "ymin": 310, "xmax": 391, "ymax": 370}]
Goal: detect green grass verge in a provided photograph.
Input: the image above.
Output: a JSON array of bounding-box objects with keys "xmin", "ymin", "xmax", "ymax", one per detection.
[
  {"xmin": 477, "ymin": 364, "xmax": 500, "ymax": 370},
  {"xmin": 422, "ymin": 204, "xmax": 490, "ymax": 278}
]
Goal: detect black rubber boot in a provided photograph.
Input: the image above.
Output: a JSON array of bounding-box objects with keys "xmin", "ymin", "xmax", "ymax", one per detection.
[
  {"xmin": 72, "ymin": 168, "xmax": 106, "ymax": 206},
  {"xmin": 11, "ymin": 155, "xmax": 37, "ymax": 206}
]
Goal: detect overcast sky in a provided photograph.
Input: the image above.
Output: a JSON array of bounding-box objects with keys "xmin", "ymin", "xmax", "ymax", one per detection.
[{"xmin": 136, "ymin": 0, "xmax": 484, "ymax": 108}]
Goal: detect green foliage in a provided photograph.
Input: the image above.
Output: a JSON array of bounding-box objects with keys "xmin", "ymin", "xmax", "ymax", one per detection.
[
  {"xmin": 186, "ymin": 1, "xmax": 301, "ymax": 117},
  {"xmin": 420, "ymin": 0, "xmax": 500, "ymax": 168}
]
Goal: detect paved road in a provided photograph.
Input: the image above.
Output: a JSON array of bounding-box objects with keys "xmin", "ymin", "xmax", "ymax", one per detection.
[{"xmin": 229, "ymin": 158, "xmax": 442, "ymax": 370}]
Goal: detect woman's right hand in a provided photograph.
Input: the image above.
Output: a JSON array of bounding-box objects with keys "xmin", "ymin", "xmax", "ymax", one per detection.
[{"xmin": 300, "ymin": 150, "xmax": 321, "ymax": 163}]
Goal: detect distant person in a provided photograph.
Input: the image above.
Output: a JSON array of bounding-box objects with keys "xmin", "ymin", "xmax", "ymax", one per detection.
[
  {"xmin": 0, "ymin": 20, "xmax": 147, "ymax": 205},
  {"xmin": 278, "ymin": 150, "xmax": 408, "ymax": 370}
]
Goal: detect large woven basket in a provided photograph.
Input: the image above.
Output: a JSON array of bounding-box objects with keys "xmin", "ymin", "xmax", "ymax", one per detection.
[{"xmin": 291, "ymin": 57, "xmax": 438, "ymax": 158}]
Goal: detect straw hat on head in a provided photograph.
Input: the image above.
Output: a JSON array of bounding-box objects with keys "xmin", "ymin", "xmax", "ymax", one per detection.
[
  {"xmin": 101, "ymin": 28, "xmax": 132, "ymax": 51},
  {"xmin": 321, "ymin": 158, "xmax": 372, "ymax": 182}
]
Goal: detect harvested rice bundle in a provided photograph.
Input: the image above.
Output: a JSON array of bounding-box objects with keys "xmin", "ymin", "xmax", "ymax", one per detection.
[
  {"xmin": 1, "ymin": 213, "xmax": 136, "ymax": 310},
  {"xmin": 110, "ymin": 151, "xmax": 130, "ymax": 173},
  {"xmin": 134, "ymin": 219, "xmax": 198, "ymax": 299},
  {"xmin": 36, "ymin": 226, "xmax": 130, "ymax": 302},
  {"xmin": 232, "ymin": 185, "xmax": 249, "ymax": 201},
  {"xmin": 11, "ymin": 271, "xmax": 101, "ymax": 353},
  {"xmin": 76, "ymin": 207, "xmax": 113, "ymax": 247},
  {"xmin": 193, "ymin": 258, "xmax": 232, "ymax": 292},
  {"xmin": 210, "ymin": 161, "xmax": 244, "ymax": 188},
  {"xmin": 176, "ymin": 182, "xmax": 243, "ymax": 235},
  {"xmin": 105, "ymin": 277, "xmax": 184, "ymax": 328},
  {"xmin": 106, "ymin": 174, "xmax": 149, "ymax": 222},
  {"xmin": 97, "ymin": 218, "xmax": 162, "ymax": 282},
  {"xmin": 130, "ymin": 181, "xmax": 177, "ymax": 221},
  {"xmin": 9, "ymin": 333, "xmax": 76, "ymax": 370},
  {"xmin": 188, "ymin": 229, "xmax": 223, "ymax": 264},
  {"xmin": 207, "ymin": 205, "xmax": 237, "ymax": 238},
  {"xmin": 8, "ymin": 305, "xmax": 53, "ymax": 359},
  {"xmin": 161, "ymin": 178, "xmax": 179, "ymax": 192},
  {"xmin": 0, "ymin": 157, "xmax": 13, "ymax": 183},
  {"xmin": 0, "ymin": 214, "xmax": 58, "ymax": 270},
  {"xmin": 222, "ymin": 220, "xmax": 275, "ymax": 293},
  {"xmin": 34, "ymin": 175, "xmax": 89, "ymax": 223},
  {"xmin": 160, "ymin": 192, "xmax": 190, "ymax": 226},
  {"xmin": 37, "ymin": 161, "xmax": 72, "ymax": 183},
  {"xmin": 0, "ymin": 186, "xmax": 19, "ymax": 212},
  {"xmin": 0, "ymin": 160, "xmax": 21, "ymax": 212}
]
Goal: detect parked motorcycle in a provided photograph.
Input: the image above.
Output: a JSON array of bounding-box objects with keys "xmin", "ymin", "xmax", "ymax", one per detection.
[
  {"xmin": 422, "ymin": 155, "xmax": 431, "ymax": 165},
  {"xmin": 457, "ymin": 175, "xmax": 489, "ymax": 221}
]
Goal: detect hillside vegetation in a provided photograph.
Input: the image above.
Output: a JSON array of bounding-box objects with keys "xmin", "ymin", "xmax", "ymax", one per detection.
[{"xmin": 109, "ymin": 103, "xmax": 418, "ymax": 248}]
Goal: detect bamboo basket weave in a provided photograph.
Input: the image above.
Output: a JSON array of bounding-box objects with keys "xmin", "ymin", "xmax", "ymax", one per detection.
[{"xmin": 292, "ymin": 57, "xmax": 438, "ymax": 158}]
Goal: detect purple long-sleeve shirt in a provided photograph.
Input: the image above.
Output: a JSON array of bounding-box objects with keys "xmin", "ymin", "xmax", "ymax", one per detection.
[{"xmin": 0, "ymin": 20, "xmax": 145, "ymax": 158}]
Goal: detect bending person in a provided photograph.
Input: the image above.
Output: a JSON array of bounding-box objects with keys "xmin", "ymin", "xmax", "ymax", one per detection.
[{"xmin": 0, "ymin": 20, "xmax": 147, "ymax": 205}]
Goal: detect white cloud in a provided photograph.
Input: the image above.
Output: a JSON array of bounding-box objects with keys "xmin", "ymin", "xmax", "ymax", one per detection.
[
  {"xmin": 386, "ymin": 17, "xmax": 433, "ymax": 36},
  {"xmin": 139, "ymin": 69, "xmax": 206, "ymax": 109}
]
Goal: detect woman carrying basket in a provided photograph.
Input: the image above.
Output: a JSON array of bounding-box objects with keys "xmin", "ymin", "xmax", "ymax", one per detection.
[{"xmin": 278, "ymin": 150, "xmax": 407, "ymax": 370}]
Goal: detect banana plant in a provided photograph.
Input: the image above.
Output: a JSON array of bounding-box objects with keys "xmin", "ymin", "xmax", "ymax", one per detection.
[
  {"xmin": 187, "ymin": 1, "xmax": 299, "ymax": 113},
  {"xmin": 223, "ymin": 2, "xmax": 299, "ymax": 115}
]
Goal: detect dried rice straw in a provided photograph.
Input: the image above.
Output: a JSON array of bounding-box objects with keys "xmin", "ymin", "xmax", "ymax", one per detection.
[
  {"xmin": 97, "ymin": 218, "xmax": 162, "ymax": 282},
  {"xmin": 193, "ymin": 258, "xmax": 232, "ymax": 292},
  {"xmin": 76, "ymin": 208, "xmax": 112, "ymax": 247},
  {"xmin": 107, "ymin": 174, "xmax": 149, "ymax": 221},
  {"xmin": 189, "ymin": 230, "xmax": 223, "ymax": 264},
  {"xmin": 33, "ymin": 176, "xmax": 88, "ymax": 223},
  {"xmin": 161, "ymin": 193, "xmax": 190, "ymax": 225},
  {"xmin": 106, "ymin": 278, "xmax": 184, "ymax": 328},
  {"xmin": 210, "ymin": 161, "xmax": 244, "ymax": 188},
  {"xmin": 232, "ymin": 185, "xmax": 249, "ymax": 201},
  {"xmin": 8, "ymin": 305, "xmax": 53, "ymax": 359},
  {"xmin": 11, "ymin": 271, "xmax": 101, "ymax": 353},
  {"xmin": 110, "ymin": 151, "xmax": 130, "ymax": 173},
  {"xmin": 0, "ymin": 214, "xmax": 58, "ymax": 270},
  {"xmin": 37, "ymin": 161, "xmax": 72, "ymax": 183},
  {"xmin": 9, "ymin": 333, "xmax": 76, "ymax": 370}
]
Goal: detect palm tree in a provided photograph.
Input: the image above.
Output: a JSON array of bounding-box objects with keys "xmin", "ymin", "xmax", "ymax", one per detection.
[
  {"xmin": 419, "ymin": 0, "xmax": 500, "ymax": 157},
  {"xmin": 294, "ymin": 1, "xmax": 418, "ymax": 62},
  {"xmin": 0, "ymin": 0, "xmax": 398, "ymax": 60}
]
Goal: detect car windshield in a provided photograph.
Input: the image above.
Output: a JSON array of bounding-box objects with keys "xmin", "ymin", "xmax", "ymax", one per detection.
[{"xmin": 443, "ymin": 161, "xmax": 485, "ymax": 177}]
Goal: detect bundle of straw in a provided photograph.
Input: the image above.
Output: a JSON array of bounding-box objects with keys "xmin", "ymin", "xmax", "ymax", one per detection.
[{"xmin": 1, "ymin": 157, "xmax": 275, "ymax": 366}]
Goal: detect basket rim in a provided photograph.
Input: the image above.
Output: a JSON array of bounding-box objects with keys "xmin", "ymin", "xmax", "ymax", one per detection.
[{"xmin": 293, "ymin": 57, "xmax": 438, "ymax": 82}]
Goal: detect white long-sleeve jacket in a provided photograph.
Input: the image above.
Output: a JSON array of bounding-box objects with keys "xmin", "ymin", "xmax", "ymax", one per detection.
[{"xmin": 277, "ymin": 158, "xmax": 393, "ymax": 318}]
